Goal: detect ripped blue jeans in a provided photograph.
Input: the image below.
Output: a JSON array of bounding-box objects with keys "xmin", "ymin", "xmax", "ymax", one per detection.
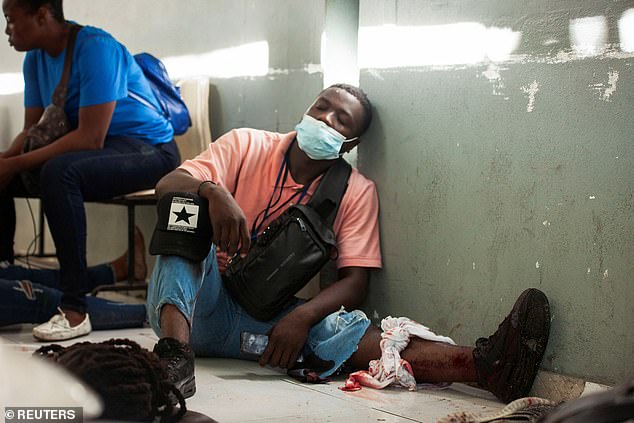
[
  {"xmin": 147, "ymin": 248, "xmax": 371, "ymax": 377},
  {"xmin": 0, "ymin": 263, "xmax": 146, "ymax": 330}
]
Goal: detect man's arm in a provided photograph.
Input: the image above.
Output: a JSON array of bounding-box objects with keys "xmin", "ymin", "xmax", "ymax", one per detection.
[
  {"xmin": 260, "ymin": 266, "xmax": 369, "ymax": 369},
  {"xmin": 155, "ymin": 168, "xmax": 206, "ymax": 197},
  {"xmin": 156, "ymin": 168, "xmax": 250, "ymax": 255}
]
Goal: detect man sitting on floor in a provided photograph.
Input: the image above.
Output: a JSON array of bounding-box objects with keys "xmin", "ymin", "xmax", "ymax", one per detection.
[{"xmin": 146, "ymin": 83, "xmax": 550, "ymax": 404}]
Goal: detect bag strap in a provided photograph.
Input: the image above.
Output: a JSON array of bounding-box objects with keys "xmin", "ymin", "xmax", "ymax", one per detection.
[
  {"xmin": 128, "ymin": 90, "xmax": 161, "ymax": 114},
  {"xmin": 51, "ymin": 24, "xmax": 81, "ymax": 107},
  {"xmin": 307, "ymin": 158, "xmax": 352, "ymax": 226}
]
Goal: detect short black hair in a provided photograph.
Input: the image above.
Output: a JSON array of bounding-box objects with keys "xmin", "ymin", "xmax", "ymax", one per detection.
[
  {"xmin": 17, "ymin": 0, "xmax": 65, "ymax": 22},
  {"xmin": 325, "ymin": 83, "xmax": 373, "ymax": 136}
]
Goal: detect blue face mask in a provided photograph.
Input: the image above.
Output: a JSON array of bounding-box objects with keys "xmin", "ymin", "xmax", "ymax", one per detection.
[{"xmin": 295, "ymin": 114, "xmax": 358, "ymax": 160}]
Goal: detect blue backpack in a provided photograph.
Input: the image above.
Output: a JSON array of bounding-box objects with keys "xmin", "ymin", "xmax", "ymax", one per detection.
[{"xmin": 129, "ymin": 52, "xmax": 191, "ymax": 135}]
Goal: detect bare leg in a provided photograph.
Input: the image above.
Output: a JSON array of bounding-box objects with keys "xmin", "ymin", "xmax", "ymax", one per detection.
[
  {"xmin": 110, "ymin": 227, "xmax": 147, "ymax": 281},
  {"xmin": 160, "ymin": 304, "xmax": 190, "ymax": 344},
  {"xmin": 61, "ymin": 308, "xmax": 86, "ymax": 327},
  {"xmin": 348, "ymin": 325, "xmax": 477, "ymax": 383},
  {"xmin": 347, "ymin": 289, "xmax": 551, "ymax": 403},
  {"xmin": 154, "ymin": 304, "xmax": 196, "ymax": 399},
  {"xmin": 402, "ymin": 338, "xmax": 476, "ymax": 383}
]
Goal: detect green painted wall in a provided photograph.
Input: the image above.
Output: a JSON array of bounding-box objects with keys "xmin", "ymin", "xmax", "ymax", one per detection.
[{"xmin": 358, "ymin": 0, "xmax": 634, "ymax": 384}]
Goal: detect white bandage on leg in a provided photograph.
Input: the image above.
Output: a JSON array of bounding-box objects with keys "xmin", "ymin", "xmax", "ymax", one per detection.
[{"xmin": 341, "ymin": 316, "xmax": 456, "ymax": 392}]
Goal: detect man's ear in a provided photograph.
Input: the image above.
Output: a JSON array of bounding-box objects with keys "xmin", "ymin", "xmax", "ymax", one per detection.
[
  {"xmin": 37, "ymin": 5, "xmax": 50, "ymax": 24},
  {"xmin": 341, "ymin": 138, "xmax": 361, "ymax": 155},
  {"xmin": 37, "ymin": 5, "xmax": 48, "ymax": 24}
]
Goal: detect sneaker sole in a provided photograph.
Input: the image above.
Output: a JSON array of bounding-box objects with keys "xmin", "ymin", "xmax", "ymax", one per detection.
[
  {"xmin": 178, "ymin": 375, "xmax": 196, "ymax": 398},
  {"xmin": 167, "ymin": 375, "xmax": 196, "ymax": 406},
  {"xmin": 32, "ymin": 328, "xmax": 92, "ymax": 342},
  {"xmin": 173, "ymin": 374, "xmax": 196, "ymax": 399}
]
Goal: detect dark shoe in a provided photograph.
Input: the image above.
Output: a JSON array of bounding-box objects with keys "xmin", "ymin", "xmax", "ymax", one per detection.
[
  {"xmin": 154, "ymin": 337, "xmax": 196, "ymax": 399},
  {"xmin": 473, "ymin": 288, "xmax": 551, "ymax": 403}
]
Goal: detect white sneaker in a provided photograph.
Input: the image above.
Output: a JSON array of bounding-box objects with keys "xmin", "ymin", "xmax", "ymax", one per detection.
[{"xmin": 32, "ymin": 308, "xmax": 92, "ymax": 341}]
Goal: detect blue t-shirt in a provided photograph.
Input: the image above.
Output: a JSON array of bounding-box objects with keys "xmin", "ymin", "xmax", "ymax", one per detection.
[{"xmin": 23, "ymin": 25, "xmax": 174, "ymax": 145}]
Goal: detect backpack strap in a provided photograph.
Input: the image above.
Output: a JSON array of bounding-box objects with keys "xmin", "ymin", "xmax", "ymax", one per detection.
[
  {"xmin": 128, "ymin": 53, "xmax": 166, "ymax": 118},
  {"xmin": 307, "ymin": 158, "xmax": 352, "ymax": 227},
  {"xmin": 128, "ymin": 89, "xmax": 162, "ymax": 115}
]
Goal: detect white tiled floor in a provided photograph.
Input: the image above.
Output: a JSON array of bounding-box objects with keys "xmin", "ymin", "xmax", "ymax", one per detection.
[{"xmin": 1, "ymin": 324, "xmax": 505, "ymax": 423}]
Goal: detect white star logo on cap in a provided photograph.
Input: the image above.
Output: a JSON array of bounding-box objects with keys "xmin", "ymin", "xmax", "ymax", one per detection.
[{"xmin": 168, "ymin": 201, "xmax": 199, "ymax": 230}]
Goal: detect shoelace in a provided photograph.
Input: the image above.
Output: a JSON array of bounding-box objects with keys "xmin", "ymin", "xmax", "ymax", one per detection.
[
  {"xmin": 159, "ymin": 349, "xmax": 187, "ymax": 369},
  {"xmin": 166, "ymin": 356, "xmax": 181, "ymax": 368}
]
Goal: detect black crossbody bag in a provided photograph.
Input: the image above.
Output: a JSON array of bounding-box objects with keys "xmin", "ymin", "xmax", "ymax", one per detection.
[{"xmin": 223, "ymin": 158, "xmax": 352, "ymax": 321}]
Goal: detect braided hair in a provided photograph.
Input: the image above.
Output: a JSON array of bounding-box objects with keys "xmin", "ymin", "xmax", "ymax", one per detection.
[{"xmin": 34, "ymin": 338, "xmax": 186, "ymax": 422}]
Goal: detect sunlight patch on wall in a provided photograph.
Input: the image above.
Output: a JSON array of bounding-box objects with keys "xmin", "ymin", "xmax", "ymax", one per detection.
[
  {"xmin": 321, "ymin": 32, "xmax": 359, "ymax": 88},
  {"xmin": 358, "ymin": 23, "xmax": 521, "ymax": 69},
  {"xmin": 570, "ymin": 16, "xmax": 608, "ymax": 58},
  {"xmin": 619, "ymin": 9, "xmax": 634, "ymax": 52},
  {"xmin": 0, "ymin": 72, "xmax": 24, "ymax": 96},
  {"xmin": 161, "ymin": 41, "xmax": 269, "ymax": 80}
]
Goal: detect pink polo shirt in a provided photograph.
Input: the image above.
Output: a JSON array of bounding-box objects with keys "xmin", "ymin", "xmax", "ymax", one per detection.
[{"xmin": 180, "ymin": 128, "xmax": 382, "ymax": 270}]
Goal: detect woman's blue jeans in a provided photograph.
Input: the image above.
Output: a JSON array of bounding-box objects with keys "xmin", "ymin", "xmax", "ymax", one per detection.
[
  {"xmin": 0, "ymin": 263, "xmax": 146, "ymax": 330},
  {"xmin": 0, "ymin": 136, "xmax": 179, "ymax": 313}
]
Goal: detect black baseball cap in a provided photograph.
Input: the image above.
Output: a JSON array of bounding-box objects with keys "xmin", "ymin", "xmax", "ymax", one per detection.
[{"xmin": 149, "ymin": 192, "xmax": 213, "ymax": 261}]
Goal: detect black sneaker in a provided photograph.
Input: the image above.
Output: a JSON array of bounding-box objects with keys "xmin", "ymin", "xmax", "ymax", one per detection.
[
  {"xmin": 153, "ymin": 337, "xmax": 196, "ymax": 399},
  {"xmin": 473, "ymin": 288, "xmax": 551, "ymax": 403}
]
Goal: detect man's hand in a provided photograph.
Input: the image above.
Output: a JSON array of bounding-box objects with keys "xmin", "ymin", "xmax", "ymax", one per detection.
[
  {"xmin": 258, "ymin": 267, "xmax": 370, "ymax": 370},
  {"xmin": 155, "ymin": 169, "xmax": 251, "ymax": 256},
  {"xmin": 260, "ymin": 309, "xmax": 312, "ymax": 370}
]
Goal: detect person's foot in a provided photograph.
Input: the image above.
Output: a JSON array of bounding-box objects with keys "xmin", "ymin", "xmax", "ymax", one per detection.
[
  {"xmin": 32, "ymin": 307, "xmax": 92, "ymax": 341},
  {"xmin": 111, "ymin": 226, "xmax": 147, "ymax": 282},
  {"xmin": 153, "ymin": 337, "xmax": 196, "ymax": 399},
  {"xmin": 473, "ymin": 288, "xmax": 551, "ymax": 403}
]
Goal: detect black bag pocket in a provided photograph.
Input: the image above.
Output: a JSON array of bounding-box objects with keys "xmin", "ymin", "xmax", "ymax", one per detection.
[{"xmin": 223, "ymin": 204, "xmax": 336, "ymax": 321}]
